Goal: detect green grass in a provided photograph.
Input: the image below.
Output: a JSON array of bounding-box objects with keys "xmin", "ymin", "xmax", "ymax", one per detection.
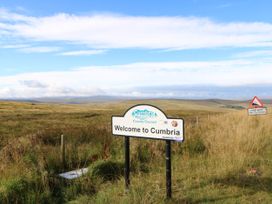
[{"xmin": 0, "ymin": 100, "xmax": 271, "ymax": 203}]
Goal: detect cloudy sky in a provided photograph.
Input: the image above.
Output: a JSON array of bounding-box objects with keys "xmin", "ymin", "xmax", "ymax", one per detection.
[{"xmin": 1, "ymin": 0, "xmax": 272, "ymax": 99}]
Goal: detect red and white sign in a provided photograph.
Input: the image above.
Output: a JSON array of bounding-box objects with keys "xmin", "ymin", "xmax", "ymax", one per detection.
[
  {"xmin": 248, "ymin": 96, "xmax": 264, "ymax": 108},
  {"xmin": 248, "ymin": 96, "xmax": 267, "ymax": 115}
]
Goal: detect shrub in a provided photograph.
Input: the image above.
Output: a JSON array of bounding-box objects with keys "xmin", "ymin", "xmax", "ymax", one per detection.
[
  {"xmin": 0, "ymin": 177, "xmax": 29, "ymax": 204},
  {"xmin": 185, "ymin": 136, "xmax": 207, "ymax": 156},
  {"xmin": 90, "ymin": 160, "xmax": 124, "ymax": 182}
]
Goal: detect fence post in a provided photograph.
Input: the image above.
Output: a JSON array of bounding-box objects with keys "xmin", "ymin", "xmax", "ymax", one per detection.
[{"xmin": 61, "ymin": 134, "xmax": 66, "ymax": 169}]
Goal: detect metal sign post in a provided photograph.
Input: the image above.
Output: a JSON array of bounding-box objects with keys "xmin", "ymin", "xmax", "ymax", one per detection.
[
  {"xmin": 165, "ymin": 140, "xmax": 172, "ymax": 199},
  {"xmin": 112, "ymin": 104, "xmax": 184, "ymax": 199},
  {"xmin": 124, "ymin": 137, "xmax": 130, "ymax": 190}
]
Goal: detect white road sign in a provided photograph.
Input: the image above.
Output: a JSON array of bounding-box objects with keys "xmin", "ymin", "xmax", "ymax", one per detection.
[
  {"xmin": 248, "ymin": 108, "xmax": 267, "ymax": 116},
  {"xmin": 112, "ymin": 104, "xmax": 184, "ymax": 141}
]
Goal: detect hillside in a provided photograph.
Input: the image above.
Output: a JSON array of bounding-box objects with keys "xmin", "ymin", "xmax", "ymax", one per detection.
[{"xmin": 0, "ymin": 100, "xmax": 271, "ymax": 203}]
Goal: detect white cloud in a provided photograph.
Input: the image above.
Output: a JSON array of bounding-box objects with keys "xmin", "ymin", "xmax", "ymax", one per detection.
[
  {"xmin": 0, "ymin": 42, "xmax": 60, "ymax": 53},
  {"xmin": 234, "ymin": 49, "xmax": 272, "ymax": 58},
  {"xmin": 0, "ymin": 8, "xmax": 34, "ymax": 22},
  {"xmin": 0, "ymin": 59, "xmax": 271, "ymax": 98},
  {"xmin": 59, "ymin": 49, "xmax": 106, "ymax": 56},
  {"xmin": 20, "ymin": 80, "xmax": 48, "ymax": 88},
  {"xmin": 19, "ymin": 46, "xmax": 61, "ymax": 53},
  {"xmin": 1, "ymin": 10, "xmax": 272, "ymax": 50},
  {"xmin": 0, "ymin": 44, "xmax": 29, "ymax": 49}
]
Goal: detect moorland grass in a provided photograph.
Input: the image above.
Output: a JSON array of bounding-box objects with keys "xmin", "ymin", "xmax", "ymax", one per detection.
[{"xmin": 0, "ymin": 101, "xmax": 271, "ymax": 203}]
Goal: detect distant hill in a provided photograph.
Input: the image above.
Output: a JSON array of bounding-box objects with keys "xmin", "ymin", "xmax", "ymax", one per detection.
[
  {"xmin": 0, "ymin": 96, "xmax": 271, "ymax": 107},
  {"xmin": 33, "ymin": 96, "xmax": 131, "ymax": 104}
]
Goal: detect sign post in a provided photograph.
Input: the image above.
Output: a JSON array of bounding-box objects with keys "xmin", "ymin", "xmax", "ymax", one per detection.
[
  {"xmin": 247, "ymin": 96, "xmax": 267, "ymax": 116},
  {"xmin": 112, "ymin": 104, "xmax": 184, "ymax": 199},
  {"xmin": 165, "ymin": 140, "xmax": 172, "ymax": 198},
  {"xmin": 124, "ymin": 137, "xmax": 130, "ymax": 191}
]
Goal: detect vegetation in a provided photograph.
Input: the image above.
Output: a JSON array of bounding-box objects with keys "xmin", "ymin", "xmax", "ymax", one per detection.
[{"xmin": 0, "ymin": 100, "xmax": 271, "ymax": 203}]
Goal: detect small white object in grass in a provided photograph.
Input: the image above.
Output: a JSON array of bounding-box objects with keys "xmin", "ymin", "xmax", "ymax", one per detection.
[{"xmin": 59, "ymin": 168, "xmax": 89, "ymax": 180}]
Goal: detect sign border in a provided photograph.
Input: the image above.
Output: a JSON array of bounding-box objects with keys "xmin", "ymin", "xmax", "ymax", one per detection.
[{"xmin": 111, "ymin": 104, "xmax": 185, "ymax": 142}]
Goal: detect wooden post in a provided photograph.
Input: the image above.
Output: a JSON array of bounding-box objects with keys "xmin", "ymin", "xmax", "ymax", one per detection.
[
  {"xmin": 196, "ymin": 116, "xmax": 199, "ymax": 127},
  {"xmin": 61, "ymin": 134, "xmax": 66, "ymax": 169}
]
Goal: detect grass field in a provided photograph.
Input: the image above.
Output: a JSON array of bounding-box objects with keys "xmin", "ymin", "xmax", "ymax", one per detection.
[{"xmin": 0, "ymin": 100, "xmax": 271, "ymax": 203}]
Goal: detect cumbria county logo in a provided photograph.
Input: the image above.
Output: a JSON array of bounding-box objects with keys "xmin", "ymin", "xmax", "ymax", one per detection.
[{"xmin": 132, "ymin": 109, "xmax": 158, "ymax": 121}]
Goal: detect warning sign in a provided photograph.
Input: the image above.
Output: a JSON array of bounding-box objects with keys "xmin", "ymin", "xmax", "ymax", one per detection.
[
  {"xmin": 249, "ymin": 96, "xmax": 264, "ymax": 108},
  {"xmin": 248, "ymin": 96, "xmax": 267, "ymax": 116}
]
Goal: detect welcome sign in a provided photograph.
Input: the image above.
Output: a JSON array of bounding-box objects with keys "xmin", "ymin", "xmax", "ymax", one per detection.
[{"xmin": 112, "ymin": 104, "xmax": 184, "ymax": 141}]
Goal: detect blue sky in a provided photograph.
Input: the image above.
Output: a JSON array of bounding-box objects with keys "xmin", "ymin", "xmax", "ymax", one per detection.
[{"xmin": 1, "ymin": 0, "xmax": 272, "ymax": 99}]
